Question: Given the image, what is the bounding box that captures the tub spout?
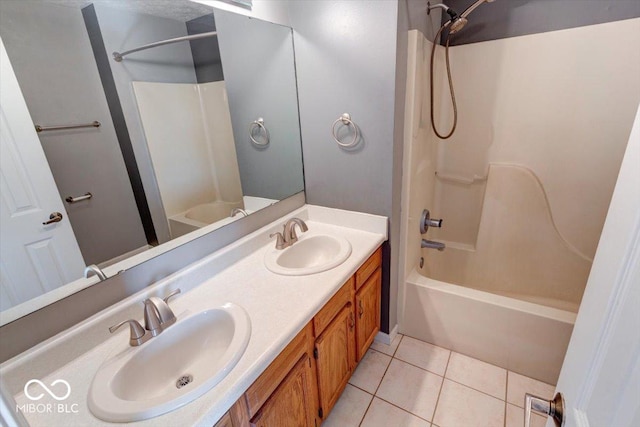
[421,239,445,251]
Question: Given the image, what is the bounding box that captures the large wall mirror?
[0,0,304,325]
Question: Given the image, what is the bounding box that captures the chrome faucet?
[421,239,446,251]
[84,264,107,281]
[230,208,248,217]
[269,218,308,250]
[108,288,181,346]
[283,218,308,245]
[143,289,181,336]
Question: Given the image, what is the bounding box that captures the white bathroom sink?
[88,303,251,422]
[264,234,352,275]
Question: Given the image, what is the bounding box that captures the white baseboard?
[374,324,399,345]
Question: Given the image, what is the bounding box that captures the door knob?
[42,212,63,225]
[525,392,565,427]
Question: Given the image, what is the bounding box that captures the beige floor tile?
[507,371,555,408]
[394,336,451,376]
[361,397,431,427]
[445,352,507,399]
[433,379,505,427]
[371,333,403,356]
[505,403,547,427]
[349,349,392,394]
[322,384,373,427]
[375,359,443,421]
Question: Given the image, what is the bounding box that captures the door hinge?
[313,347,318,359]
[318,407,323,419]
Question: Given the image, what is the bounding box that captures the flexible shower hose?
[430,24,457,139]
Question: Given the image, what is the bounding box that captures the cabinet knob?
[349,312,355,329]
[358,300,364,318]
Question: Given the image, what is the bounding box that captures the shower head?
[448,17,468,34]
[428,0,496,35]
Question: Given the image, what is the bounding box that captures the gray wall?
[90,4,199,244]
[187,14,225,83]
[407,0,442,42]
[440,0,640,45]
[0,1,147,266]
[215,9,304,200]
[289,0,401,333]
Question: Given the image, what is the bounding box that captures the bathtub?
[168,201,242,238]
[168,196,278,239]
[401,268,575,384]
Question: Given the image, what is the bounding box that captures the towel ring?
[331,113,359,148]
[249,118,269,146]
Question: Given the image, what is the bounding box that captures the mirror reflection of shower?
[427,0,496,139]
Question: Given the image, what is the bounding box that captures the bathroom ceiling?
[44,0,212,21]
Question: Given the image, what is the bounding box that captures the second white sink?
[264,234,352,276]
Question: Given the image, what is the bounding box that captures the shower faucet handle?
[420,209,443,234]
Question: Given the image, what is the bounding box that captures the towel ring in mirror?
[249,117,270,146]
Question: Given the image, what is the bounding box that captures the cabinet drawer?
[244,322,314,418]
[313,277,354,336]
[355,247,382,291]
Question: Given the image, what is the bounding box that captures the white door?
[533,105,640,426]
[0,37,85,311]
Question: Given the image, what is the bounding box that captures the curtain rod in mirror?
[112,31,218,62]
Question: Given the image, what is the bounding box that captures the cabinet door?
[355,268,381,361]
[315,304,356,418]
[250,355,317,427]
[214,412,233,427]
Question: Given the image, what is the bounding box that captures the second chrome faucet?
[270,217,308,250]
[109,289,181,346]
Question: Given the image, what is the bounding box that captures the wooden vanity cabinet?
[225,246,382,427]
[214,412,233,427]
[244,322,319,427]
[313,278,356,419]
[250,354,317,427]
[354,248,382,361]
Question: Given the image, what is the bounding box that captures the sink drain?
[176,374,193,389]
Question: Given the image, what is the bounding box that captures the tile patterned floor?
[322,334,554,427]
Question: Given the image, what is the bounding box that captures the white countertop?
[0,205,387,427]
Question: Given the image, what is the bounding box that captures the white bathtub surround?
[399,18,640,308]
[427,19,640,259]
[424,164,591,311]
[0,205,386,426]
[133,81,244,239]
[398,21,640,386]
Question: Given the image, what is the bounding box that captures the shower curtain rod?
[112,31,217,62]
